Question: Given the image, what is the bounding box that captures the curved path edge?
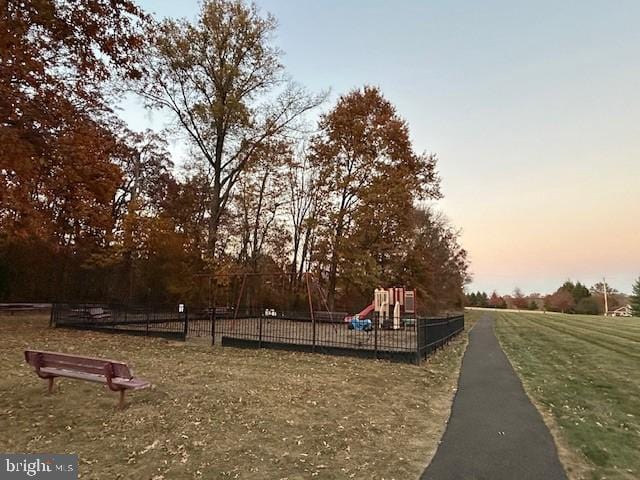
[420,314,567,480]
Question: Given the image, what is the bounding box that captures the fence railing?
[51,304,464,364]
[210,309,464,364]
[51,303,188,341]
[416,315,465,362]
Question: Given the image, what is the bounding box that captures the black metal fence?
[416,315,465,361]
[51,303,464,364]
[51,303,188,340]
[205,309,464,364]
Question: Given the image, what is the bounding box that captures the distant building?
[607,305,633,317]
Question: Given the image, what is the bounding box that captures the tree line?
[0,0,469,313]
[468,278,640,316]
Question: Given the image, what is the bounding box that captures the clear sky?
[126,0,640,295]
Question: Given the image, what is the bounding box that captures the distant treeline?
[467,280,638,315]
[0,0,468,314]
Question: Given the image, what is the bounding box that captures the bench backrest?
[24,350,132,378]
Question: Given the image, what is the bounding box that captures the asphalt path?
[421,314,567,480]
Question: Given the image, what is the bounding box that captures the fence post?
[49,303,55,328]
[305,273,316,353]
[415,338,420,364]
[183,305,189,341]
[424,318,430,359]
[312,315,316,352]
[374,311,378,360]
[258,312,263,348]
[415,318,423,364]
[211,307,216,346]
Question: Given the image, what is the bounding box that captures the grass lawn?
[0,313,469,479]
[492,311,640,480]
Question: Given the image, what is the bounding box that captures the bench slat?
[112,377,150,390]
[39,367,150,390]
[25,351,131,378]
[40,367,107,384]
[38,359,108,375]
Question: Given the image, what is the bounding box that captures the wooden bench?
[24,350,150,409]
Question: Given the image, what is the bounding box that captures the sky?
[124,0,640,295]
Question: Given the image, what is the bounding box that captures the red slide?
[344,303,375,322]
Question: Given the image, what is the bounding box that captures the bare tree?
[234,140,289,271]
[286,143,323,286]
[140,0,324,260]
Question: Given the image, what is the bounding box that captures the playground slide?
[343,303,374,323]
[356,303,375,319]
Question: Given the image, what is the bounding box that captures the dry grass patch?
[0,314,468,479]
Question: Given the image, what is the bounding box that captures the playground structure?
[192,272,419,331]
[350,287,417,330]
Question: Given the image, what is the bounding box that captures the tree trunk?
[297,227,311,284]
[208,124,225,261]
[327,222,344,311]
[326,194,348,311]
[250,171,269,272]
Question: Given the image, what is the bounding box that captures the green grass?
[493,311,640,480]
[0,314,469,479]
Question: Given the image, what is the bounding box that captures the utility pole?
[603,277,608,317]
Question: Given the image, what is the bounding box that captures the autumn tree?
[111,131,173,224]
[1,0,146,237]
[141,0,323,261]
[512,287,528,309]
[0,0,148,300]
[161,164,212,258]
[545,289,575,313]
[107,130,175,301]
[311,86,440,308]
[487,291,503,308]
[400,208,469,314]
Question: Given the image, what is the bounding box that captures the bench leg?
[118,390,125,409]
[47,377,54,394]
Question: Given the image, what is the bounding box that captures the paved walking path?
[421,314,567,480]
